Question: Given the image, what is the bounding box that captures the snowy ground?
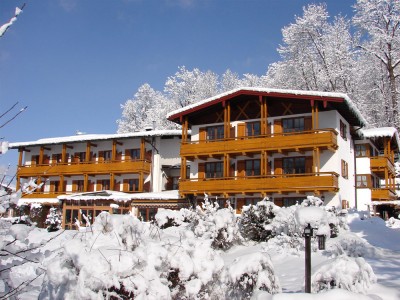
[1,211,400,299]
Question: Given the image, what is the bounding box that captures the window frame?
[341,159,348,179]
[282,157,306,174]
[282,117,305,133]
[246,121,261,137]
[340,120,347,141]
[205,161,223,178]
[206,125,224,141]
[245,159,261,176]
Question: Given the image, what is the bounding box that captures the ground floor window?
[138,208,158,222]
[283,197,304,207]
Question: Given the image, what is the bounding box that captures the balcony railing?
[371,188,397,201]
[17,160,151,177]
[181,129,338,158]
[370,156,396,176]
[179,172,339,196]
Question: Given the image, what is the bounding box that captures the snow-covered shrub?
[328,232,378,258]
[45,207,61,232]
[311,255,377,294]
[239,198,279,241]
[386,216,400,228]
[154,208,194,229]
[165,231,225,299]
[226,252,281,299]
[192,196,242,250]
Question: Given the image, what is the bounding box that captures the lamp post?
[304,223,313,293]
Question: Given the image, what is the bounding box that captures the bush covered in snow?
[44,207,61,232]
[191,196,243,250]
[226,252,281,299]
[239,198,279,241]
[386,216,400,228]
[153,207,194,229]
[311,255,377,294]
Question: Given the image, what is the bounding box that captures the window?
[355,144,367,157]
[340,120,347,140]
[246,122,261,136]
[75,152,86,163]
[283,157,306,174]
[73,180,85,192]
[31,155,39,165]
[282,118,304,133]
[205,162,223,178]
[103,150,112,161]
[356,175,369,188]
[52,153,63,164]
[244,198,262,206]
[129,149,141,160]
[341,160,348,179]
[128,179,139,192]
[245,160,261,176]
[207,125,224,140]
[283,197,304,207]
[50,181,60,192]
[101,179,110,190]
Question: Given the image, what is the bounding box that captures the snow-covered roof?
[129,190,181,200]
[58,190,133,202]
[57,190,182,202]
[9,130,183,148]
[361,127,400,149]
[167,87,367,126]
[17,198,60,206]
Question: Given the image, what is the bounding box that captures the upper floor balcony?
[371,188,398,201]
[181,129,338,159]
[370,156,396,177]
[17,159,152,177]
[179,172,339,196]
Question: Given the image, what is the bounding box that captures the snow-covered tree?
[353,0,400,128]
[267,4,357,93]
[164,66,219,107]
[0,4,25,38]
[44,208,61,232]
[117,83,178,133]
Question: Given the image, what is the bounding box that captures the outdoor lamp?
[304,223,313,237]
[317,234,326,250]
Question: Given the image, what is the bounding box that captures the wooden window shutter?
[305,117,312,131]
[98,151,104,162]
[199,127,207,141]
[305,156,313,173]
[144,181,150,192]
[88,181,95,192]
[230,125,235,139]
[237,123,246,137]
[274,158,283,175]
[50,181,55,192]
[237,160,245,177]
[123,179,128,192]
[125,149,131,160]
[198,163,205,179]
[366,144,371,157]
[72,180,77,192]
[96,180,102,191]
[274,120,282,134]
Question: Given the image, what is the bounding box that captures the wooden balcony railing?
[371,188,397,201]
[370,156,396,176]
[181,129,338,158]
[17,160,151,177]
[179,172,339,196]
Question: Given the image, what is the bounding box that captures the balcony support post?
[140,138,145,160]
[110,173,115,191]
[224,153,230,177]
[39,146,44,165]
[260,96,268,135]
[181,157,187,180]
[84,174,88,192]
[62,144,67,163]
[224,101,231,139]
[112,140,117,161]
[60,175,65,193]
[86,142,91,162]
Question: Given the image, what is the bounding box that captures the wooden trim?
[274,120,282,134]
[237,123,246,138]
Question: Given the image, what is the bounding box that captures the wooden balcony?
[17,160,151,177]
[370,156,396,177]
[179,172,339,196]
[181,129,338,158]
[371,188,397,201]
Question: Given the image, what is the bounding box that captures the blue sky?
[0,0,354,178]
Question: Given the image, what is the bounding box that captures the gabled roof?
[167,87,367,127]
[9,130,183,149]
